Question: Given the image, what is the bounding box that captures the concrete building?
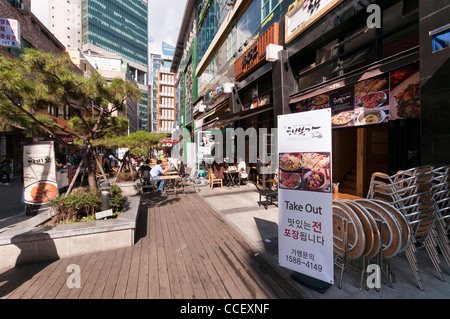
[149,42,176,133]
[170,0,450,194]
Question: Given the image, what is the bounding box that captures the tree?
[96,130,167,157]
[0,49,141,190]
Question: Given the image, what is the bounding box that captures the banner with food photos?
[23,141,59,205]
[289,62,420,127]
[278,108,334,284]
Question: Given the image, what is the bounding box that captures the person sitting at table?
[138,159,152,184]
[237,157,248,184]
[178,159,186,176]
[151,159,170,191]
[212,161,224,179]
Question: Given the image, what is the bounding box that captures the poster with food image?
[389,63,420,120]
[23,141,59,205]
[354,74,390,126]
[279,153,302,190]
[302,152,331,193]
[278,109,333,284]
[289,93,330,114]
[330,86,355,127]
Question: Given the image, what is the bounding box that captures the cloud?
[148,0,187,53]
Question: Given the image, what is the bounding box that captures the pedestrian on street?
[0,155,12,185]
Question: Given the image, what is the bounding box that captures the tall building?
[171,0,450,194]
[40,0,149,133]
[149,42,176,133]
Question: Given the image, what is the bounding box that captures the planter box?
[0,196,141,272]
[116,181,142,197]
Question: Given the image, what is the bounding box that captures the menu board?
[278,109,334,284]
[23,142,59,205]
[330,86,355,127]
[289,63,420,126]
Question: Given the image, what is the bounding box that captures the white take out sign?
[277,108,334,284]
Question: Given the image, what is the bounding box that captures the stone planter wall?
[0,196,141,272]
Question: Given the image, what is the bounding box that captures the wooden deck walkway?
[0,193,306,299]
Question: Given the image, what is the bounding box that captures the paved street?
[0,179,449,299]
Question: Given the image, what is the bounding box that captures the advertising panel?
[23,142,58,205]
[0,18,20,49]
[285,0,344,44]
[278,108,334,284]
[289,63,420,126]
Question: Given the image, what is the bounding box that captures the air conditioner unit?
[15,2,29,14]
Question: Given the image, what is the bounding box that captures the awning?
[213,104,274,127]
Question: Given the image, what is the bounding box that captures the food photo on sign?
[353,73,390,126]
[330,86,355,127]
[389,63,420,120]
[22,142,59,205]
[278,152,331,193]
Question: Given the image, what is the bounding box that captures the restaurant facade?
[171,0,450,196]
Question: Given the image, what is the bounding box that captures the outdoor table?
[332,192,363,201]
[224,170,239,187]
[159,174,181,195]
[164,170,180,175]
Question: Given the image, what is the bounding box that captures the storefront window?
[382,23,419,58]
[237,0,261,51]
[197,0,230,64]
[227,21,237,61]
[261,0,281,24]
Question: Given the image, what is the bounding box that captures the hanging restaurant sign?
[285,0,344,44]
[234,23,280,82]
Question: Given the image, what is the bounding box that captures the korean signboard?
[234,23,280,82]
[285,0,343,44]
[289,63,420,126]
[23,142,59,205]
[0,18,20,49]
[278,108,334,284]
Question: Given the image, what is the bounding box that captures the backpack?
[141,169,151,182]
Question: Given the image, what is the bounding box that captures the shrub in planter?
[115,171,137,183]
[49,187,101,225]
[109,184,125,214]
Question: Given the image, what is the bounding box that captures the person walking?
[0,155,12,185]
[150,159,169,192]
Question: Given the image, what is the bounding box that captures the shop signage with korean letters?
[0,18,20,49]
[234,23,280,81]
[285,0,344,44]
[278,108,334,284]
[23,142,59,205]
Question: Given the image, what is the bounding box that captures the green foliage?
[109,184,125,214]
[49,187,101,224]
[0,49,143,191]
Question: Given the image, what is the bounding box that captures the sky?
[30,0,187,55]
[148,0,187,54]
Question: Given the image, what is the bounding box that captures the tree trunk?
[85,150,98,190]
